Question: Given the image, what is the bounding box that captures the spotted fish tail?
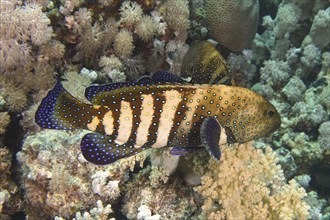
[35,81,92,130]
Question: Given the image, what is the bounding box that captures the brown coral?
[205,0,259,51]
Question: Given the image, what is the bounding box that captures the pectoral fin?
[200,116,221,160]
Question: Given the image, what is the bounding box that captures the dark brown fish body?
[35,78,281,164]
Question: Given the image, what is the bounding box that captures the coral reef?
[0,147,21,217]
[204,0,259,51]
[16,130,146,218]
[55,200,114,220]
[122,166,198,219]
[0,0,329,218]
[307,7,330,50]
[247,0,330,217]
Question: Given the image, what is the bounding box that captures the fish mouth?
[269,112,281,134]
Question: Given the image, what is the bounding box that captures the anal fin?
[200,117,221,160]
[170,147,203,156]
[81,133,148,165]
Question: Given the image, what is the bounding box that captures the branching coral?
[137,205,161,220]
[194,142,310,220]
[260,60,291,89]
[273,2,302,38]
[309,7,330,50]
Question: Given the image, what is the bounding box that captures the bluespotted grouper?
[35,71,281,165]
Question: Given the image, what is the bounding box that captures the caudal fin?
[35,81,87,130]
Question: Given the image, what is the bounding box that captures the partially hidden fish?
[181,41,232,85]
[35,71,281,165]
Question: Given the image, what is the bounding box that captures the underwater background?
[0,0,329,219]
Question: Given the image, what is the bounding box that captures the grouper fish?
[35,71,281,165]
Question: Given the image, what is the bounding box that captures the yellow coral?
[195,141,310,220]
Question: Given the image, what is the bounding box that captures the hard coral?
[205,0,259,51]
[195,142,310,220]
[274,2,302,38]
[309,7,330,50]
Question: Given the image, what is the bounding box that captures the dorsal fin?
[84,71,185,105]
[151,71,184,83]
[85,76,154,104]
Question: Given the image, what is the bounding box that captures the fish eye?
[268,110,275,117]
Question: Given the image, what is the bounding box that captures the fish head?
[222,86,281,143]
